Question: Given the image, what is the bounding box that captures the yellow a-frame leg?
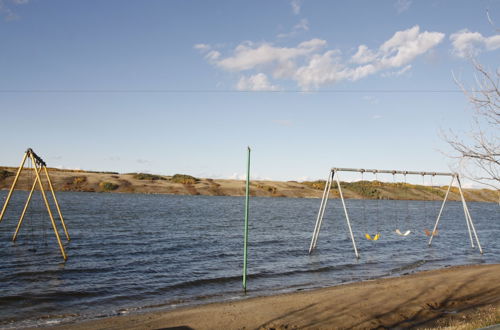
[12,163,43,241]
[0,152,28,223]
[43,166,70,241]
[29,153,67,261]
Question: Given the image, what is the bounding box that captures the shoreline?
[1,187,498,204]
[46,264,500,330]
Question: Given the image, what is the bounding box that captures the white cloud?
[194,43,211,51]
[194,44,221,62]
[228,172,272,180]
[236,73,281,91]
[228,172,246,180]
[394,0,412,14]
[381,64,412,77]
[205,50,221,61]
[294,26,443,89]
[216,39,326,71]
[351,45,377,64]
[378,26,445,67]
[293,50,348,89]
[450,29,500,58]
[198,25,444,90]
[291,0,301,15]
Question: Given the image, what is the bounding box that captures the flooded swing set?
[308,167,483,259]
[0,148,70,261]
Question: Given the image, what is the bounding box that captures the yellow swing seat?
[365,233,380,241]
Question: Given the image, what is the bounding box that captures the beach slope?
[51,264,500,329]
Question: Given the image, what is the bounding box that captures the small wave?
[390,259,427,274]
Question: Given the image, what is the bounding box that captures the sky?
[0,0,499,186]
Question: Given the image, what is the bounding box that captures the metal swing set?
[0,148,70,261]
[308,167,483,259]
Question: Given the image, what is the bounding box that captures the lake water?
[0,192,498,328]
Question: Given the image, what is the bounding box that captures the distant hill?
[0,166,498,202]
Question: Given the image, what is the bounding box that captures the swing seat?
[365,233,380,241]
[424,229,439,236]
[395,229,411,236]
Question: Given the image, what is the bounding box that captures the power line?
[0,89,468,94]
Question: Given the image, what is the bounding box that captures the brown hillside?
[0,167,498,202]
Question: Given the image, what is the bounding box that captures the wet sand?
[49,264,500,329]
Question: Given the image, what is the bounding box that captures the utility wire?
[0,89,469,94]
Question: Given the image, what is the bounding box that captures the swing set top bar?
[331,167,456,177]
[26,148,46,167]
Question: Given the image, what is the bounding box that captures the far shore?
[1,166,498,202]
[45,264,500,329]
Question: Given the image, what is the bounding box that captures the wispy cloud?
[291,0,301,15]
[362,95,380,105]
[0,0,29,20]
[394,0,412,14]
[272,119,293,126]
[228,172,272,180]
[197,25,444,91]
[194,43,221,62]
[381,64,412,77]
[450,29,500,58]
[277,18,309,39]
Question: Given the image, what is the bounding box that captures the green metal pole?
[243,146,251,292]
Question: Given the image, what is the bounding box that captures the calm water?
[0,191,498,328]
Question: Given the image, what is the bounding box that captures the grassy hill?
[0,166,498,202]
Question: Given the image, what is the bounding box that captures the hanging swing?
[395,173,411,237]
[364,171,381,241]
[424,174,439,237]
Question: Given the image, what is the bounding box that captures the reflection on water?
[0,192,498,328]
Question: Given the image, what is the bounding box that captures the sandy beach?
[47,264,500,330]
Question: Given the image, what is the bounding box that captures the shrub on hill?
[0,169,14,180]
[99,181,119,191]
[171,174,199,184]
[302,180,326,190]
[133,173,165,181]
[73,176,87,185]
[256,183,277,194]
[345,181,381,198]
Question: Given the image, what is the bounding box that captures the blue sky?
[0,0,499,186]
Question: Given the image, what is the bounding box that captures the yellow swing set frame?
[0,148,70,261]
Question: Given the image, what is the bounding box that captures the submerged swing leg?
[12,165,43,241]
[428,176,454,247]
[456,177,483,254]
[43,166,70,241]
[30,154,67,261]
[460,194,475,248]
[336,173,359,259]
[309,171,333,254]
[0,152,29,223]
